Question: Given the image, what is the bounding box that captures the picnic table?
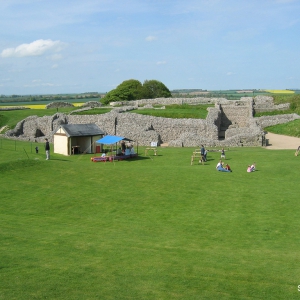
[145,147,157,156]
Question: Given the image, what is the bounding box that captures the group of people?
[117,141,136,156]
[216,160,232,172]
[213,147,257,173]
[199,145,207,163]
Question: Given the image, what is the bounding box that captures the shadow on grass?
[120,156,150,162]
[49,158,73,162]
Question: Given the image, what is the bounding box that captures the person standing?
[45,138,50,160]
[121,140,126,154]
[200,145,206,162]
[221,148,226,159]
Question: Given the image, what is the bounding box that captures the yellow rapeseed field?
[0,103,84,109]
[24,104,47,109]
[265,90,295,94]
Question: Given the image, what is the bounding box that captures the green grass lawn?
[1,142,300,299]
[131,104,213,119]
[265,119,300,138]
[0,108,75,131]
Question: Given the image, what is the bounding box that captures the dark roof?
[57,124,105,137]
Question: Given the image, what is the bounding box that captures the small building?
[54,124,105,156]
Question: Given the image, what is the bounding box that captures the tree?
[142,80,172,99]
[102,79,144,104]
[101,79,172,104]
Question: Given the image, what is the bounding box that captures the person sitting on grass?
[216,160,231,172]
[225,164,232,172]
[250,162,256,172]
[247,165,253,172]
[216,160,223,169]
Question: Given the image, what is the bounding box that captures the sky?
[0,0,300,95]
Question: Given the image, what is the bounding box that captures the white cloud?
[1,39,66,58]
[156,61,167,65]
[51,64,58,69]
[226,72,234,76]
[145,36,157,42]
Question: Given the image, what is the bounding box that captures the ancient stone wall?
[4,96,299,148]
[253,96,290,112]
[255,113,300,128]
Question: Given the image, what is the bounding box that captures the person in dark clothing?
[200,145,206,162]
[45,138,50,160]
[121,140,126,154]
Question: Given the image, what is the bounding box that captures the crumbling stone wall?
[255,113,300,128]
[4,96,299,147]
[46,102,74,109]
[253,96,290,113]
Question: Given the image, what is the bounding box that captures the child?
[221,148,225,159]
[225,164,232,172]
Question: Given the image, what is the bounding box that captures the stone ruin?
[46,102,74,109]
[3,96,300,147]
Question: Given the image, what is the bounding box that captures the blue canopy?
[96,135,131,145]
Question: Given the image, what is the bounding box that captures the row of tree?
[101,79,172,104]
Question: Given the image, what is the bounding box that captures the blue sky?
[0,0,299,94]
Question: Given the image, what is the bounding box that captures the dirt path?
[265,132,300,150]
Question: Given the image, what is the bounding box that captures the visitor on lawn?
[247,165,253,172]
[45,138,50,160]
[121,140,126,154]
[225,164,232,172]
[200,145,206,162]
[221,148,226,159]
[216,160,230,172]
[216,160,223,169]
[204,149,207,161]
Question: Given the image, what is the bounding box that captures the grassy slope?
[1,144,299,299]
[0,107,112,131]
[0,108,74,130]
